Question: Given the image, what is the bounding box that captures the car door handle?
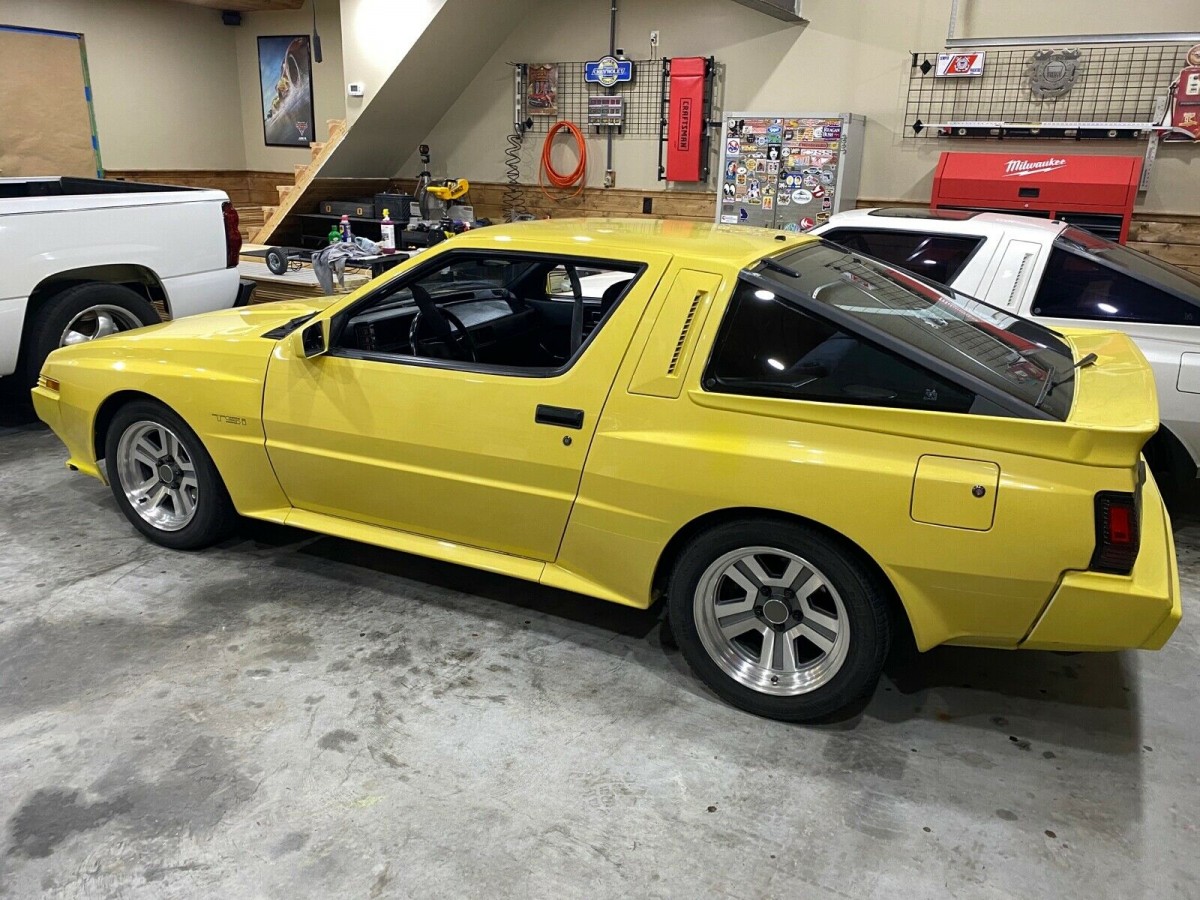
[535,404,584,429]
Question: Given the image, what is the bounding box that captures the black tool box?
[373,193,415,222]
[319,199,376,218]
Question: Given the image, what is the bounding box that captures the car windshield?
[760,241,1078,419]
[1057,225,1200,306]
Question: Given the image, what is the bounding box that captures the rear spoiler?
[1056,327,1159,468]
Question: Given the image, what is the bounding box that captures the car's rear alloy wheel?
[105,400,236,550]
[669,520,890,722]
[694,546,852,696]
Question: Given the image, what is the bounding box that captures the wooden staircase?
[252,118,348,244]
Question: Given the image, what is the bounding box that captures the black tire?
[266,247,289,276]
[23,282,159,388]
[668,519,891,722]
[1144,428,1197,506]
[103,399,236,550]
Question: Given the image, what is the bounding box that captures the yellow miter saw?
[425,178,470,203]
[419,178,472,225]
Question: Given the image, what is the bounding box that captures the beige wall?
[234,0,346,172]
[1,0,245,170]
[338,0,447,124]
[407,0,1200,214]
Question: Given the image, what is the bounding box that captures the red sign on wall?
[935,52,985,77]
[1169,44,1200,140]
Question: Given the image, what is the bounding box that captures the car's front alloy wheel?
[104,400,235,550]
[669,520,891,721]
[115,420,200,532]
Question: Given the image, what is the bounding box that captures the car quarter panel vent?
[987,240,1042,310]
[668,292,704,375]
[630,269,723,399]
[911,454,1000,531]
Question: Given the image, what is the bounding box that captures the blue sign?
[584,56,634,87]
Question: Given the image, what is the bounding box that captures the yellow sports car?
[32,220,1181,721]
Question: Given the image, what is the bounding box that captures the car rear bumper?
[1021,473,1181,651]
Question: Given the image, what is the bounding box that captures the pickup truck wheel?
[668,520,890,722]
[104,400,235,550]
[24,283,159,387]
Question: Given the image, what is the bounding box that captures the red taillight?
[1090,492,1140,574]
[222,201,242,268]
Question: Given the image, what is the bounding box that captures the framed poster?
[258,35,314,147]
[527,63,558,117]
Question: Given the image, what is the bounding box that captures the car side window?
[822,229,982,285]
[331,251,640,374]
[1031,247,1199,325]
[704,280,975,413]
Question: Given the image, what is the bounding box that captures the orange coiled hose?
[539,120,587,200]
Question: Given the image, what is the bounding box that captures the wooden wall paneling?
[390,180,718,223]
[96,172,1200,277]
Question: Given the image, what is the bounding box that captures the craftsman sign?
[584,56,634,87]
[935,52,985,77]
[677,98,693,149]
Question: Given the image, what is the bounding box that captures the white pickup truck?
[813,208,1200,493]
[1,176,254,390]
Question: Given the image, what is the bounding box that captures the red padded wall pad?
[667,57,705,182]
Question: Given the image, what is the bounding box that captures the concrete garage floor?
[1,402,1197,899]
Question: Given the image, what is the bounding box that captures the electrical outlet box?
[650,30,660,46]
[604,170,616,189]
[347,82,365,97]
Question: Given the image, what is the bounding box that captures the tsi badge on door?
[911,455,1000,531]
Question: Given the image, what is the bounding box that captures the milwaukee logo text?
[1003,158,1067,177]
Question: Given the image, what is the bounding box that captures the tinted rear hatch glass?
[761,242,1078,420]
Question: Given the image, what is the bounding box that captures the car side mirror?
[301,320,328,358]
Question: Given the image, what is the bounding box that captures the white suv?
[813,209,1200,493]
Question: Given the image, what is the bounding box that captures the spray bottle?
[338,214,352,242]
[380,209,396,254]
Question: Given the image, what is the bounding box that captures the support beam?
[726,0,806,24]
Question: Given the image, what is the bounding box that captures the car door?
[260,247,671,562]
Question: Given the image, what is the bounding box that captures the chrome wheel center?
[694,546,851,697]
[60,304,144,347]
[762,598,790,625]
[157,463,176,484]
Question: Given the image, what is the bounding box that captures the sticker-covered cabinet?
[716,112,864,232]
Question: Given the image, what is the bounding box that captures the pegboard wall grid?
[517,59,671,138]
[905,43,1193,136]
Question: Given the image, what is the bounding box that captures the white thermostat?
[347,82,365,97]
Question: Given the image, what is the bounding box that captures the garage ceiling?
[164,0,305,11]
